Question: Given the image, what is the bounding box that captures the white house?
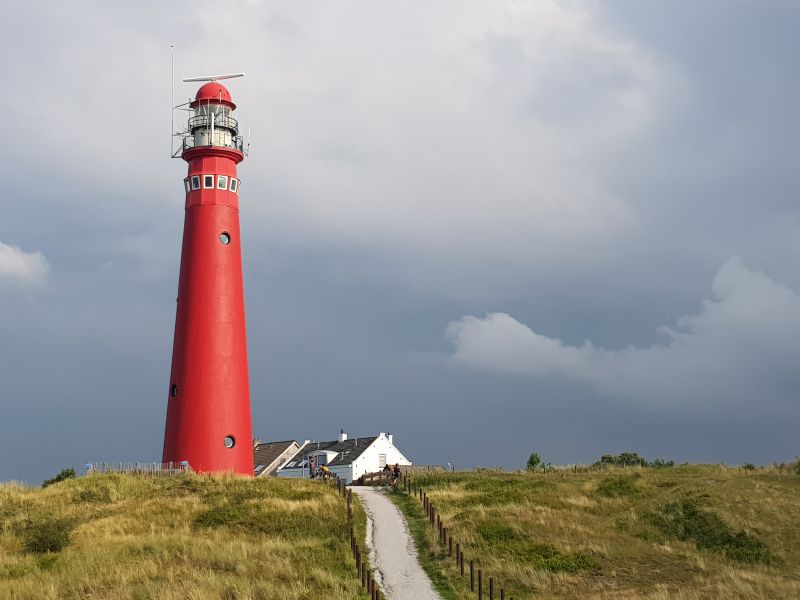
[276,431,412,484]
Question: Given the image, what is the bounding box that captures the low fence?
[84,462,191,476]
[399,473,514,600]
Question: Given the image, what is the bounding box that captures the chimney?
[388,433,393,445]
[339,429,348,443]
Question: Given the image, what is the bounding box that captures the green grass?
[401,465,800,599]
[0,473,368,599]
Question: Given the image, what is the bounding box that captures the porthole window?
[224,435,236,449]
[219,232,231,245]
[170,384,178,397]
[183,178,190,193]
[217,175,228,190]
[191,176,201,190]
[203,175,214,189]
[230,178,238,193]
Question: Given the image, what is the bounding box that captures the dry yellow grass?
[0,473,366,599]
[398,465,800,600]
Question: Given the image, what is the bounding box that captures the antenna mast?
[170,45,175,157]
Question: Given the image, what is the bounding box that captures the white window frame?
[184,178,190,193]
[217,175,228,190]
[203,175,214,189]
[190,175,201,191]
[379,454,387,468]
[230,178,238,193]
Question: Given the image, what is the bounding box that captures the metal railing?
[188,113,239,133]
[173,133,246,157]
[84,462,192,476]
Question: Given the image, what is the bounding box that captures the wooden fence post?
[460,550,464,576]
[448,531,452,556]
[470,560,474,591]
[478,569,483,599]
[489,576,494,599]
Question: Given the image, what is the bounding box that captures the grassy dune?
[0,473,364,599]
[397,465,800,599]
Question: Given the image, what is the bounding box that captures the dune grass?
[0,473,366,599]
[397,465,800,599]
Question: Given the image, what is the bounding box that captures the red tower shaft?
[162,82,253,475]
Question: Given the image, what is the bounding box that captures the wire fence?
[399,473,514,600]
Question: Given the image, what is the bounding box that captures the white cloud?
[446,258,800,409]
[0,242,49,284]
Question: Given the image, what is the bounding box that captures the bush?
[42,468,76,488]
[649,458,675,468]
[645,499,773,564]
[596,453,648,468]
[597,477,639,498]
[526,453,541,471]
[23,519,73,553]
[742,463,756,471]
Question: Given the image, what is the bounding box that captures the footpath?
[351,487,443,600]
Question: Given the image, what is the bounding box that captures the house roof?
[253,440,298,474]
[280,437,378,469]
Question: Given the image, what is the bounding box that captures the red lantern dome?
[190,82,236,110]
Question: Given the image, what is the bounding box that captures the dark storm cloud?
[1,1,798,483]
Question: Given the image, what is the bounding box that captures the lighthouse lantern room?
[162,75,254,476]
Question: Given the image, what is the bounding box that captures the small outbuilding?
[276,431,412,484]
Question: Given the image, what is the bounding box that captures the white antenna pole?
[170,45,175,156]
[248,127,251,155]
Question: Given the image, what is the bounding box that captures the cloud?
[446,258,800,410]
[0,242,48,284]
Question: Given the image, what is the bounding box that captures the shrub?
[597,477,639,498]
[649,458,675,468]
[526,453,541,471]
[645,499,773,564]
[23,519,73,553]
[42,468,76,488]
[742,463,756,471]
[596,453,647,468]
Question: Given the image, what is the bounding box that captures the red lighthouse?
[162,76,253,475]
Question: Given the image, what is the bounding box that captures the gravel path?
[351,487,443,600]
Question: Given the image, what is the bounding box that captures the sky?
[1,1,798,483]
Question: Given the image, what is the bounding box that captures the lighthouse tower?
[162,78,253,475]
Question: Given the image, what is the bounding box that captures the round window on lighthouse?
[219,232,231,245]
[224,436,236,449]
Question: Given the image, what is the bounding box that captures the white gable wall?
[350,433,412,481]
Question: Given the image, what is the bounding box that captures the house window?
[230,178,238,193]
[379,454,387,468]
[191,176,201,190]
[184,178,190,193]
[217,175,228,190]
[203,175,214,189]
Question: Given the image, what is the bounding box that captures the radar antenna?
[182,73,245,83]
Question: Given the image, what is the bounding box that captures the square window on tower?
[203,175,214,189]
[230,178,238,193]
[184,178,190,193]
[191,176,201,190]
[218,175,228,190]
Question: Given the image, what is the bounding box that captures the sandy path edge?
[351,487,443,600]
